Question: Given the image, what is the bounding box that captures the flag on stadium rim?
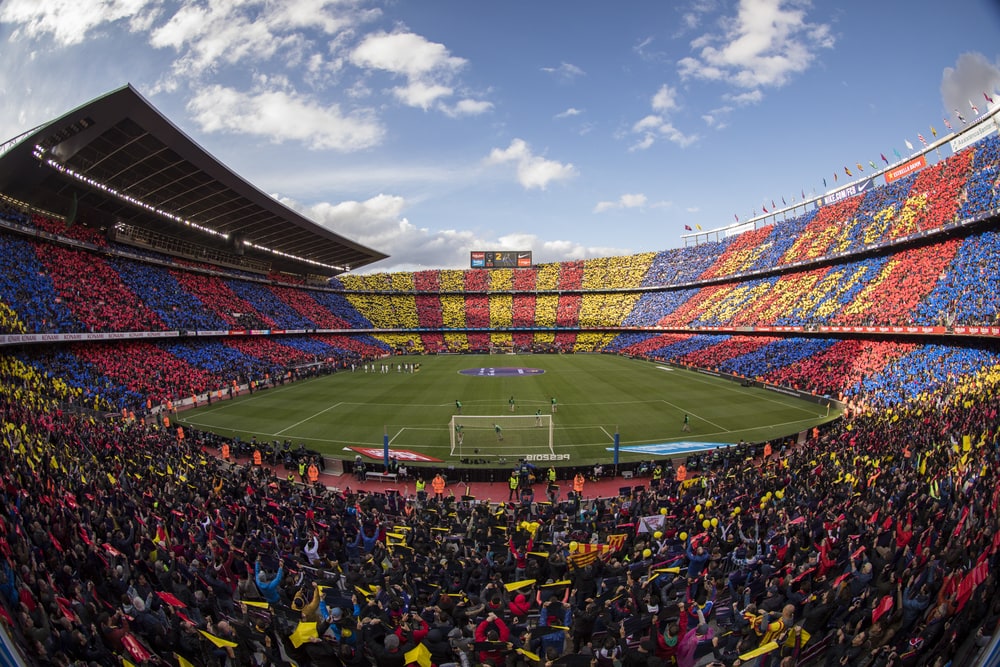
[880,153,889,164]
[943,117,953,130]
[695,224,702,231]
[844,166,852,177]
[930,126,937,137]
[955,109,966,124]
[856,162,864,172]
[969,99,980,115]
[917,133,927,146]
[986,91,995,104]
[684,224,692,231]
[869,160,877,170]
[905,139,914,150]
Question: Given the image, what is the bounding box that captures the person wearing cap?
[322,605,358,646]
[361,616,412,667]
[253,557,283,605]
[294,581,322,623]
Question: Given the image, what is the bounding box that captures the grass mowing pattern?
[179,354,839,464]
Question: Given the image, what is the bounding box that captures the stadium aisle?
[340,474,640,504]
[219,450,645,503]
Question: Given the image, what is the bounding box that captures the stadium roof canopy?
[0,84,387,276]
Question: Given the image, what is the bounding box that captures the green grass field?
[178,354,840,464]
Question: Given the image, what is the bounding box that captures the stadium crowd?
[1,347,999,667]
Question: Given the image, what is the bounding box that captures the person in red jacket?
[475,612,510,665]
[509,592,532,619]
[395,612,429,648]
[509,535,533,581]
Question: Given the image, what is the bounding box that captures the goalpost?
[450,414,554,457]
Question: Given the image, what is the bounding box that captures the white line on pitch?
[275,403,343,436]
[673,369,821,415]
[660,399,728,431]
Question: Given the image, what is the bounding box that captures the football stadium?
[1,84,1000,667]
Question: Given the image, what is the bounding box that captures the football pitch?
[178,354,840,465]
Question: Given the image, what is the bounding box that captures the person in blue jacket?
[254,557,284,605]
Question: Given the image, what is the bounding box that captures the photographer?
[395,610,429,647]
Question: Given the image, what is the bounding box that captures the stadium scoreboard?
[471,250,532,268]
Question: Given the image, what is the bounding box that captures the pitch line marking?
[275,403,343,436]
[659,399,728,431]
[671,368,822,415]
[179,374,328,418]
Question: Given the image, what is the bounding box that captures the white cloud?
[348,29,484,114]
[350,30,465,79]
[555,107,583,119]
[633,115,663,133]
[651,84,680,112]
[629,134,656,152]
[0,0,152,46]
[701,106,732,129]
[629,0,824,149]
[629,114,698,150]
[187,84,384,151]
[443,98,494,117]
[148,0,373,84]
[593,193,648,213]
[725,90,764,106]
[699,90,757,129]
[678,0,834,93]
[540,62,586,81]
[281,194,627,272]
[391,81,453,109]
[485,139,577,190]
[941,52,1000,117]
[633,36,654,55]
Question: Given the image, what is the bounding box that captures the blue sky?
[2,1,999,273]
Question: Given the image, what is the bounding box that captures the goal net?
[449,414,554,457]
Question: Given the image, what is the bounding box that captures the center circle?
[458,367,546,377]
